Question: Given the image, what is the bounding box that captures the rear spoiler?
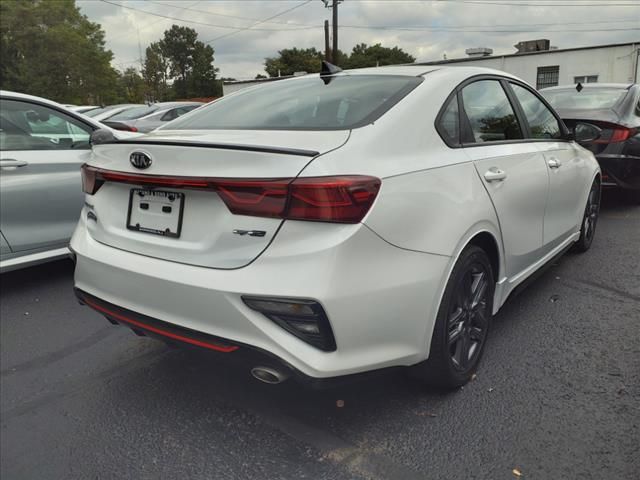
[89,129,319,157]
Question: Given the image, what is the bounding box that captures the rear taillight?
[81,164,102,194]
[81,165,380,224]
[591,122,637,144]
[287,176,381,223]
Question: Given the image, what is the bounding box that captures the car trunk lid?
[84,130,349,269]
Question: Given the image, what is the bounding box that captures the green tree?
[188,41,221,97]
[118,67,146,103]
[145,25,220,99]
[344,43,415,69]
[264,48,323,77]
[0,0,120,104]
[142,42,171,102]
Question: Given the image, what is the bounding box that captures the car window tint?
[461,80,523,143]
[110,105,159,121]
[437,96,460,145]
[167,75,423,131]
[161,109,179,121]
[0,99,92,151]
[511,84,562,140]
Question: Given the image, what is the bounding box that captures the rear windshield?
[110,105,160,121]
[542,88,627,110]
[166,75,423,131]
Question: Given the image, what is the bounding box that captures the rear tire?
[573,179,601,253]
[622,189,640,205]
[414,245,495,389]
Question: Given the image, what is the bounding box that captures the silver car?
[103,102,204,133]
[0,90,131,272]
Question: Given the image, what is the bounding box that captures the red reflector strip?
[101,171,210,188]
[84,298,239,353]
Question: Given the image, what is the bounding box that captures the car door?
[0,98,93,253]
[508,82,587,248]
[459,79,550,278]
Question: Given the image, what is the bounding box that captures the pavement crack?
[0,326,115,378]
[563,277,640,304]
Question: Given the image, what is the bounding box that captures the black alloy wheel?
[447,264,490,372]
[574,179,601,253]
[415,245,494,389]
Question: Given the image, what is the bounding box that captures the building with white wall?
[418,41,640,89]
[222,41,640,96]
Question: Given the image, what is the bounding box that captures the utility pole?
[332,0,338,63]
[322,0,343,64]
[324,20,330,62]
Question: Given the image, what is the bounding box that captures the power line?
[446,0,639,6]
[347,0,639,5]
[146,1,303,26]
[98,0,310,32]
[146,1,640,29]
[203,0,314,44]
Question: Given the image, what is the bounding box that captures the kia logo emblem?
[130,151,152,169]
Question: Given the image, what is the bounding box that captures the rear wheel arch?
[420,226,503,359]
[468,232,500,283]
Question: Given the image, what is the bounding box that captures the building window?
[536,66,559,90]
[574,75,598,84]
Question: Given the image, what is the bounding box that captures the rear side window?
[167,75,423,131]
[110,105,159,121]
[511,84,562,140]
[437,96,460,145]
[461,80,523,143]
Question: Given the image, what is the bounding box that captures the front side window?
[511,84,562,140]
[167,75,423,131]
[461,80,523,143]
[0,99,92,151]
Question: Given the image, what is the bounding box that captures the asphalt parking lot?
[1,191,638,480]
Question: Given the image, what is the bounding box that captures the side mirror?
[89,128,116,146]
[573,122,602,143]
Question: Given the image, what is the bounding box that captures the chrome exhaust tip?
[251,366,289,384]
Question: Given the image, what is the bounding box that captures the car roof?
[0,90,115,131]
[541,83,635,91]
[285,65,518,80]
[155,101,204,107]
[0,89,71,108]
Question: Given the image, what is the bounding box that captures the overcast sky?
[77,0,640,79]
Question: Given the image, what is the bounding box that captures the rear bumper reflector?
[76,289,239,353]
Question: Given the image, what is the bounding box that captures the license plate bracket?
[127,189,185,238]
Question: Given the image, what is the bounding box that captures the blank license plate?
[127,189,185,238]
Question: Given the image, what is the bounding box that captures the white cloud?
[78,0,640,79]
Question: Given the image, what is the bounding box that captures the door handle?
[483,167,507,182]
[547,158,562,169]
[0,159,29,169]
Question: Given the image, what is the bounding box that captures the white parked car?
[72,65,601,388]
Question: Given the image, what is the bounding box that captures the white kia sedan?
[71,65,601,388]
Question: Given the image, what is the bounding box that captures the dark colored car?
[542,83,640,197]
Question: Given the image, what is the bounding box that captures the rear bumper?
[597,154,640,190]
[71,214,450,380]
[74,288,403,388]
